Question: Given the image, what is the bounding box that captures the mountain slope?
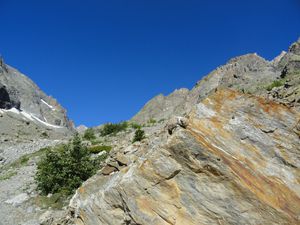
[132,38,300,124]
[49,38,300,225]
[0,58,74,140]
[0,59,75,225]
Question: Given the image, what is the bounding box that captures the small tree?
[100,122,128,136]
[83,128,96,140]
[132,129,145,143]
[36,134,95,195]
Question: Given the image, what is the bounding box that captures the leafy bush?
[100,122,128,136]
[132,129,145,143]
[88,145,112,154]
[266,79,284,91]
[83,128,96,140]
[36,134,98,195]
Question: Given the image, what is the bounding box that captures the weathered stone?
[101,165,118,175]
[56,89,300,225]
[166,116,188,135]
[115,152,129,166]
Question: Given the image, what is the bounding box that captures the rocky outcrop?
[0,84,20,109]
[132,53,280,124]
[0,57,74,139]
[57,89,300,225]
[131,88,190,124]
[266,38,300,110]
[132,39,300,125]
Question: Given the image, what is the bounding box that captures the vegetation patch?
[100,122,128,136]
[83,128,96,140]
[148,118,156,124]
[132,129,145,143]
[130,122,142,130]
[0,171,17,181]
[90,139,102,145]
[266,79,285,91]
[35,134,104,195]
[88,145,112,154]
[34,192,67,210]
[7,147,49,170]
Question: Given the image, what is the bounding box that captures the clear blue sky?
[0,0,299,126]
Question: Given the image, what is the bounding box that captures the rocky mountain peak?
[0,57,74,140]
[133,51,282,124]
[271,50,287,66]
[288,38,300,55]
[227,52,269,68]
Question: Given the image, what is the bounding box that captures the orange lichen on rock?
[188,89,300,222]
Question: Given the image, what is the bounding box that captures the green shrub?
[88,145,112,154]
[36,134,97,195]
[130,122,142,130]
[83,128,96,140]
[100,122,128,136]
[266,79,284,91]
[148,118,156,124]
[132,129,145,143]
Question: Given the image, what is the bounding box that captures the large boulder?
[57,89,300,225]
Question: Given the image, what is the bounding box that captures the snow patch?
[31,114,62,129]
[41,99,55,110]
[1,108,63,129]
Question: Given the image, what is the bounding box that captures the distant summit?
[0,57,74,140]
[132,38,300,124]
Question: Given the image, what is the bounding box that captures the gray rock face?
[0,57,74,138]
[131,88,190,124]
[289,38,300,55]
[132,39,300,124]
[0,84,20,109]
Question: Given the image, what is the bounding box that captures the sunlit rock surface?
[59,89,300,225]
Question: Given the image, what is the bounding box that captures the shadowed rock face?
[58,89,299,225]
[0,85,15,109]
